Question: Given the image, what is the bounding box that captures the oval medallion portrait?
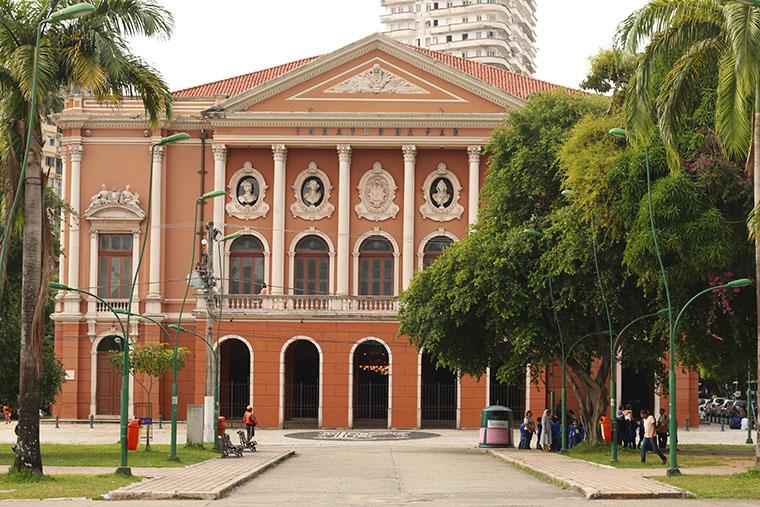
[301,176,324,207]
[237,176,260,207]
[429,177,454,209]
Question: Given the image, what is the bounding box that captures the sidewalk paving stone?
[106,449,294,500]
[487,448,693,500]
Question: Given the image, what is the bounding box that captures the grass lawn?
[567,443,753,469]
[656,469,760,499]
[0,472,139,500]
[0,444,218,468]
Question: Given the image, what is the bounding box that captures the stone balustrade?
[213,294,399,319]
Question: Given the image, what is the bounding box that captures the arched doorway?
[283,339,320,428]
[219,338,251,420]
[421,352,457,428]
[622,366,655,415]
[489,366,525,416]
[352,340,390,428]
[96,336,122,416]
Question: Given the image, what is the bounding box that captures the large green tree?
[619,0,760,466]
[0,0,173,474]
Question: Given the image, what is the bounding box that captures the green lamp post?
[523,227,569,450]
[0,2,96,303]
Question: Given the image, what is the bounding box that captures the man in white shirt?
[640,409,667,465]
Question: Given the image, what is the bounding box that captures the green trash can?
[478,405,513,448]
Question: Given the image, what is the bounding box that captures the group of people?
[617,404,668,451]
[518,409,586,451]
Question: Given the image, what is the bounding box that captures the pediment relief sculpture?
[85,184,144,220]
[290,161,334,221]
[355,162,399,222]
[226,161,270,220]
[419,163,464,222]
[325,64,428,95]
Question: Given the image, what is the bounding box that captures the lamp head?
[724,278,753,288]
[49,281,71,291]
[561,189,573,198]
[48,3,96,22]
[112,308,130,315]
[220,232,243,242]
[198,189,226,201]
[522,228,542,238]
[157,133,191,146]
[168,323,190,333]
[608,128,627,139]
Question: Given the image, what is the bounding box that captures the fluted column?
[57,146,68,288]
[63,144,83,314]
[467,146,482,228]
[402,145,417,291]
[146,144,164,314]
[337,145,352,296]
[271,145,287,295]
[212,144,227,278]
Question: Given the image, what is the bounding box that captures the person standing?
[540,409,552,451]
[523,410,535,450]
[656,408,668,450]
[2,403,10,424]
[640,409,667,465]
[259,283,269,295]
[243,405,256,442]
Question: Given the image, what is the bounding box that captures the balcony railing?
[213,294,399,318]
[96,298,130,313]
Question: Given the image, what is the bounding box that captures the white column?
[146,145,164,314]
[87,230,98,315]
[212,144,227,278]
[63,144,83,313]
[402,145,416,291]
[271,145,287,295]
[336,145,352,296]
[467,145,482,228]
[131,229,140,314]
[57,147,68,288]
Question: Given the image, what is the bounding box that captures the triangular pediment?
[207,33,523,116]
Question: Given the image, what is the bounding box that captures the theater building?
[51,33,698,429]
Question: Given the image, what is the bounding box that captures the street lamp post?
[523,228,569,450]
[747,372,755,445]
[0,3,96,302]
[111,308,180,459]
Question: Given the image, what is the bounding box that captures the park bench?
[221,432,244,458]
[237,429,257,452]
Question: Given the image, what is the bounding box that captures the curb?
[486,449,693,500]
[106,450,295,500]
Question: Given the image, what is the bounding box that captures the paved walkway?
[107,449,294,500]
[488,448,691,499]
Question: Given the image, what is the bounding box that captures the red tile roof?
[173,47,568,101]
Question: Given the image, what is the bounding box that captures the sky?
[129,0,649,92]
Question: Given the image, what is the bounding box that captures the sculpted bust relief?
[237,177,259,206]
[302,178,323,207]
[431,179,451,208]
[226,161,269,220]
[419,163,464,222]
[290,162,334,221]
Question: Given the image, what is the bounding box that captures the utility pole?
[201,222,217,444]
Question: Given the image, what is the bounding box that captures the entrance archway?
[283,339,320,428]
[219,338,251,420]
[622,366,655,415]
[96,336,122,416]
[420,352,457,428]
[352,340,390,428]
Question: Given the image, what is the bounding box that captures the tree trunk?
[566,352,611,445]
[13,145,44,475]
[754,110,760,469]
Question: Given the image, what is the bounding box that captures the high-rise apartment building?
[41,121,63,196]
[381,0,537,74]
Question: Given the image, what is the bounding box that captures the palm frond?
[91,0,174,39]
[723,2,760,88]
[715,51,753,161]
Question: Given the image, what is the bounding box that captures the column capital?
[272,144,287,163]
[337,144,352,163]
[402,145,417,163]
[69,144,83,162]
[212,143,227,162]
[151,145,164,163]
[467,145,482,163]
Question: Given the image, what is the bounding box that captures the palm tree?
[618,0,760,467]
[0,0,173,474]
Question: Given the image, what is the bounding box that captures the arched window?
[358,236,394,296]
[294,235,329,295]
[422,236,453,269]
[229,236,264,295]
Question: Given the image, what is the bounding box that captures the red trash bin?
[600,416,612,442]
[127,419,141,450]
[217,416,226,437]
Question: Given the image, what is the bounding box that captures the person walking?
[523,410,535,450]
[656,408,668,450]
[2,403,10,424]
[640,409,667,465]
[243,405,256,442]
[540,409,552,451]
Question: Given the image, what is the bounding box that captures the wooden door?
[96,352,121,415]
